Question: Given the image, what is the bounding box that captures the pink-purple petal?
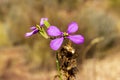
[47,26,62,36]
[25,29,39,37]
[67,22,78,34]
[30,26,36,30]
[25,31,34,37]
[50,37,64,50]
[40,18,48,26]
[67,35,84,44]
[32,29,39,34]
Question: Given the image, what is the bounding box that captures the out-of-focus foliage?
[0,22,11,46]
[80,7,117,50]
[110,0,120,13]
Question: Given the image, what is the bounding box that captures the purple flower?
[47,22,84,50]
[25,18,48,37]
[40,18,48,26]
[25,26,39,37]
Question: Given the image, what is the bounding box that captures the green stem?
[56,52,62,80]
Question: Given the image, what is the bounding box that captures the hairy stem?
[57,41,77,80]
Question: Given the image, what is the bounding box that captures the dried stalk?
[56,41,78,80]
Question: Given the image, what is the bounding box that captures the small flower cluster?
[25,18,48,37]
[25,18,84,50]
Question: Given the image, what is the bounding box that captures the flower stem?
[56,52,62,80]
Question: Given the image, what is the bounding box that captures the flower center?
[63,32,69,37]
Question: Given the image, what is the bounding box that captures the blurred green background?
[0,0,120,80]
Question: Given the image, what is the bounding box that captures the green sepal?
[36,25,49,39]
[39,27,49,39]
[44,21,50,28]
